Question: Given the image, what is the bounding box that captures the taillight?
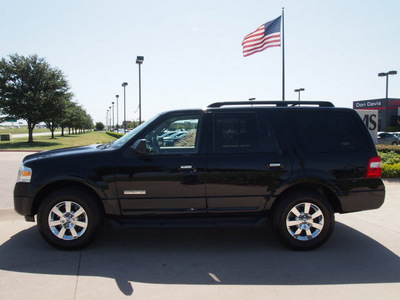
[366,157,382,178]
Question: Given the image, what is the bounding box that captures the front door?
[116,113,206,216]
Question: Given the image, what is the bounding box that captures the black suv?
[14,101,385,250]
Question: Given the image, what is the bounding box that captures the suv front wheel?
[37,187,103,250]
[273,190,335,251]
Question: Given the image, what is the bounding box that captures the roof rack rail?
[208,101,335,108]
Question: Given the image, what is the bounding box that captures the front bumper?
[14,182,35,219]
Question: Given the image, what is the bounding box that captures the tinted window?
[213,113,261,153]
[260,114,278,152]
[144,115,200,154]
[288,111,370,152]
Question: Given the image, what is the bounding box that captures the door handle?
[268,162,282,168]
[180,165,195,171]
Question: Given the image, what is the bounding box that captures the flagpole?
[282,7,285,101]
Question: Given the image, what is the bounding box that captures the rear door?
[205,110,291,215]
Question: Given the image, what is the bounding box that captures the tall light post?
[378,70,397,98]
[294,88,305,101]
[136,56,144,124]
[122,82,128,133]
[115,95,119,130]
[111,102,115,131]
[379,70,397,131]
[109,106,111,131]
[106,109,109,131]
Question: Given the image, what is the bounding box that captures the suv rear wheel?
[37,187,102,250]
[273,190,335,250]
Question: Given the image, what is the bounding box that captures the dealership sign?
[356,110,378,144]
[354,100,383,109]
[354,99,400,110]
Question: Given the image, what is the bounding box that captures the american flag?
[242,16,281,57]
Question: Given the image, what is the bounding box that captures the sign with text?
[353,100,384,109]
[357,110,378,144]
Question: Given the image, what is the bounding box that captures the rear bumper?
[338,189,385,213]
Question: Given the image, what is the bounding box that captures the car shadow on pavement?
[0,222,399,296]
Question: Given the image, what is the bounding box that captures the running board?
[107,216,268,229]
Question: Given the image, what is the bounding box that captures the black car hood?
[23,144,101,163]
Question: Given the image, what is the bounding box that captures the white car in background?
[377,132,400,145]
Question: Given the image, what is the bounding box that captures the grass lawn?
[0,126,53,135]
[0,131,117,151]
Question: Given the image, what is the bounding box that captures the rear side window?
[213,113,261,153]
[288,111,370,152]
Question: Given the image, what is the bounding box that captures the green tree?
[45,93,73,139]
[0,54,70,142]
[95,122,105,131]
[64,102,93,134]
[59,100,76,136]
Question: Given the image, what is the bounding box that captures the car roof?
[208,101,334,108]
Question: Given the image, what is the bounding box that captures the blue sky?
[1,0,399,124]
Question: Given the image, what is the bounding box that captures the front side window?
[111,114,160,149]
[144,115,201,155]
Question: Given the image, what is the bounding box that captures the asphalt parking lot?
[0,151,399,299]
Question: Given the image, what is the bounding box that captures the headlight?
[17,164,32,183]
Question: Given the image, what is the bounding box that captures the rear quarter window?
[287,110,371,153]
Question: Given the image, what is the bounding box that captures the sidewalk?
[12,131,62,138]
[0,183,399,299]
[0,152,31,210]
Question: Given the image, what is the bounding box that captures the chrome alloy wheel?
[286,202,324,241]
[48,201,88,240]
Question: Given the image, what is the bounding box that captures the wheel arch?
[268,181,342,216]
[31,180,105,217]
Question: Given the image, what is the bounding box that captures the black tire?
[272,190,335,251]
[37,187,103,250]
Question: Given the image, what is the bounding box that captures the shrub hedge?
[378,145,400,178]
[376,144,400,154]
[382,163,400,178]
[106,131,124,139]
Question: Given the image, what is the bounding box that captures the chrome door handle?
[180,165,195,171]
[269,163,282,168]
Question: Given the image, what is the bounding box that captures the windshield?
[111,114,160,149]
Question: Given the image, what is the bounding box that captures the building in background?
[353,98,400,131]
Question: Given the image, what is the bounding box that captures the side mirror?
[131,139,147,155]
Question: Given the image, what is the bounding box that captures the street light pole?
[109,106,111,131]
[378,70,397,98]
[122,82,128,133]
[115,95,119,130]
[378,71,397,131]
[112,102,115,131]
[294,88,305,101]
[249,98,255,107]
[106,109,109,131]
[136,56,144,125]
